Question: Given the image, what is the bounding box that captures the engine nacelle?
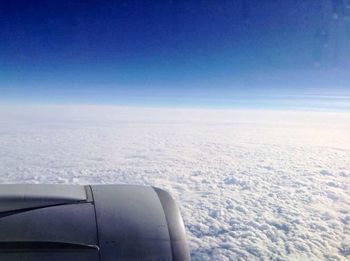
[0,184,191,261]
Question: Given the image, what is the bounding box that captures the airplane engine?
[0,184,191,261]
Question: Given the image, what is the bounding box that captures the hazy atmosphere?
[1,1,350,260]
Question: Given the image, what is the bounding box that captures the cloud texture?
[0,106,349,260]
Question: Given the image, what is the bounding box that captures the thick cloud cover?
[0,106,349,260]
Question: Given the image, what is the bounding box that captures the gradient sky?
[1,0,350,109]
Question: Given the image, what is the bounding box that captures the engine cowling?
[0,184,191,261]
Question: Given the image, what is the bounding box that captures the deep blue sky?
[1,0,350,109]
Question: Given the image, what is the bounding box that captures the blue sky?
[1,0,350,109]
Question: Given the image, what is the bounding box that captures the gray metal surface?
[0,184,87,213]
[153,187,191,261]
[0,252,99,261]
[91,185,173,260]
[0,184,191,260]
[0,203,98,245]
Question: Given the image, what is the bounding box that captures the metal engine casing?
[0,184,190,261]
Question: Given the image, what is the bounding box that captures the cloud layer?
[0,106,349,260]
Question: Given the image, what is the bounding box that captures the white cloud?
[0,105,349,260]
